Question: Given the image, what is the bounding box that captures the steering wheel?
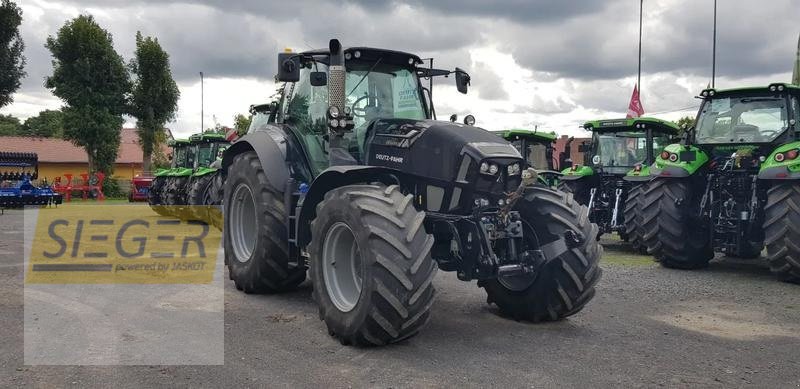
[350,94,376,118]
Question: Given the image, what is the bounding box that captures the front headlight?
[480,162,499,175]
[507,163,521,175]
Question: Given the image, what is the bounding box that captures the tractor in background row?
[495,129,562,187]
[559,118,679,251]
[642,83,800,283]
[0,152,62,208]
[185,132,230,226]
[148,138,192,217]
[220,39,601,346]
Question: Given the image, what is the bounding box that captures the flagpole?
[637,0,643,92]
[711,0,717,88]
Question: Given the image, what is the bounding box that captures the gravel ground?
[1,207,799,388]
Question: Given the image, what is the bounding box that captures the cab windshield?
[196,143,215,166]
[284,60,426,174]
[593,131,647,168]
[173,147,187,168]
[196,142,228,166]
[695,96,788,144]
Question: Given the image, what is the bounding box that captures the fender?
[297,165,405,247]
[222,129,289,189]
[758,141,800,180]
[559,165,593,181]
[651,144,708,178]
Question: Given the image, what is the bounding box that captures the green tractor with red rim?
[558,118,679,252]
[642,83,800,283]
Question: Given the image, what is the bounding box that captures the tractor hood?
[364,118,522,191]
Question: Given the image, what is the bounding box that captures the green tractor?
[186,132,230,225]
[220,40,602,346]
[642,83,800,283]
[559,118,679,251]
[149,138,192,217]
[495,129,562,187]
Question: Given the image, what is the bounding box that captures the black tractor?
[221,40,602,346]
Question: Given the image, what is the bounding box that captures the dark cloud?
[500,0,799,81]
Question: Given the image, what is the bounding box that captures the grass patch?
[601,248,655,267]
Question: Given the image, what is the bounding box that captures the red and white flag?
[225,127,239,142]
[626,84,645,118]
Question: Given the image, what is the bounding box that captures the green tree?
[129,31,179,173]
[22,109,63,137]
[0,113,21,135]
[0,0,25,108]
[674,116,695,136]
[45,15,130,174]
[233,113,251,135]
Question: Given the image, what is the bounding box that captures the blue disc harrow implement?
[0,152,62,208]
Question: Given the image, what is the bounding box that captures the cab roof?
[298,46,424,66]
[189,132,227,143]
[583,117,680,135]
[700,82,800,97]
[494,129,557,142]
[168,139,191,147]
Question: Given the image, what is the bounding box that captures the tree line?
[0,1,179,174]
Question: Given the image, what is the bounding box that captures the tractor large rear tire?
[224,151,305,293]
[558,179,591,206]
[623,183,647,254]
[148,176,170,217]
[641,178,713,269]
[763,182,800,283]
[207,172,225,230]
[309,184,437,346]
[187,174,215,223]
[481,186,602,322]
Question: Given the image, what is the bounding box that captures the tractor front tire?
[764,182,800,283]
[623,183,647,254]
[224,151,305,293]
[309,184,437,346]
[641,178,713,269]
[481,186,602,322]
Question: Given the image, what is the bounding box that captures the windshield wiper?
[347,57,383,98]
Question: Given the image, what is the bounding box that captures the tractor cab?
[189,132,229,170]
[268,45,473,178]
[560,117,679,240]
[494,128,561,186]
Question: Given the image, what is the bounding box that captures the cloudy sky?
[3,0,798,138]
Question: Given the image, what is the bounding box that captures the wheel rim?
[498,220,541,292]
[229,183,257,263]
[322,222,363,312]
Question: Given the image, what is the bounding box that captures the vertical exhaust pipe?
[328,39,345,129]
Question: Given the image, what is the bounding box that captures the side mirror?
[310,71,327,86]
[455,67,470,94]
[277,53,300,82]
[578,143,590,153]
[449,114,457,123]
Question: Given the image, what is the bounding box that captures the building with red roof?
[0,128,171,183]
